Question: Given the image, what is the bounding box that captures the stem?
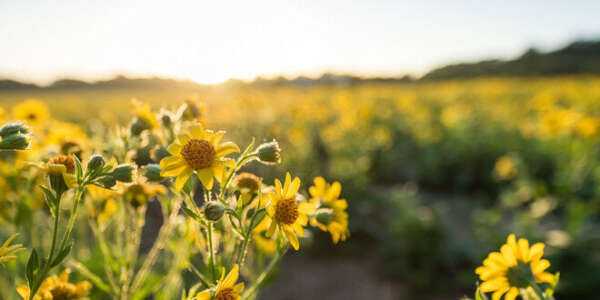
[207,222,217,280]
[58,186,85,251]
[242,246,288,299]
[529,280,547,300]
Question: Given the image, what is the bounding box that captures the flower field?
[1,76,600,299]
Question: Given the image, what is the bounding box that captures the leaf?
[250,208,267,230]
[73,155,83,182]
[475,287,488,300]
[26,249,40,286]
[39,185,57,215]
[51,243,72,268]
[182,207,201,222]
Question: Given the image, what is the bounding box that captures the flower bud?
[97,175,117,189]
[0,133,30,150]
[143,164,162,182]
[160,112,173,128]
[152,146,170,162]
[203,202,225,221]
[315,210,333,226]
[255,140,281,165]
[0,122,29,138]
[86,154,106,172]
[110,164,135,183]
[129,119,147,136]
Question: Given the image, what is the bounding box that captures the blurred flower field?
[1,76,600,299]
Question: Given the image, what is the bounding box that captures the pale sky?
[1,0,599,85]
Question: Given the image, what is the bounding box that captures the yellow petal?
[222,264,239,289]
[491,287,510,300]
[286,176,301,199]
[211,166,225,183]
[191,124,205,139]
[160,155,180,168]
[528,243,545,262]
[167,143,182,156]
[16,285,30,299]
[500,244,517,267]
[505,287,519,300]
[233,282,245,294]
[215,142,240,157]
[480,277,508,292]
[531,259,550,274]
[536,272,555,283]
[210,131,225,145]
[195,290,210,300]
[518,238,530,262]
[177,133,191,145]
[274,179,283,199]
[174,168,193,191]
[265,219,277,238]
[327,181,342,201]
[283,173,292,198]
[196,168,214,190]
[160,163,187,177]
[284,226,299,250]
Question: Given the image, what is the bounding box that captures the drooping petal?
[480,277,508,292]
[536,272,555,283]
[505,287,519,300]
[196,168,214,190]
[195,290,211,300]
[174,168,193,191]
[491,286,510,300]
[283,226,299,250]
[265,219,277,238]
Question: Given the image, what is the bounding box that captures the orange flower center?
[276,198,299,225]
[49,155,76,174]
[180,139,215,170]
[214,288,236,300]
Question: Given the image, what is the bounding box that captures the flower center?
[49,283,77,300]
[506,261,535,288]
[49,155,76,174]
[180,139,215,170]
[275,198,299,225]
[214,288,236,300]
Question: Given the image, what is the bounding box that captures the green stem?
[58,186,85,252]
[529,280,547,300]
[242,246,288,299]
[207,222,217,280]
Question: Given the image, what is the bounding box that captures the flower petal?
[196,168,214,190]
[174,168,193,191]
[215,142,240,157]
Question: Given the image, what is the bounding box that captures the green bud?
[203,202,225,221]
[97,175,117,189]
[160,113,172,128]
[129,118,147,136]
[0,133,30,150]
[110,164,135,182]
[316,210,333,226]
[86,154,106,171]
[143,164,162,182]
[0,122,29,138]
[152,146,171,162]
[255,140,281,165]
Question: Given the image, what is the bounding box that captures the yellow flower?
[308,177,350,244]
[122,179,167,208]
[196,264,244,300]
[17,269,92,300]
[180,99,207,124]
[0,233,24,264]
[35,155,78,194]
[44,122,89,156]
[475,234,555,300]
[264,173,314,250]
[159,124,239,191]
[494,156,517,180]
[132,99,159,130]
[232,172,262,206]
[252,216,277,255]
[12,99,50,126]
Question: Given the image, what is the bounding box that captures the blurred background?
[2,1,600,299]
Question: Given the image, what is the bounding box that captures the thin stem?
[529,280,547,300]
[58,186,85,251]
[207,222,217,280]
[242,246,288,299]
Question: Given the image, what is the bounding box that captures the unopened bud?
[110,164,135,182]
[0,133,30,150]
[86,154,106,171]
[152,146,170,162]
[0,122,29,138]
[255,140,281,165]
[129,119,147,136]
[204,202,225,221]
[97,175,117,189]
[143,164,162,182]
[316,210,333,226]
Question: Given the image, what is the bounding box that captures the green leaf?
[39,185,57,215]
[182,207,201,222]
[475,287,488,300]
[51,243,72,268]
[73,155,84,182]
[26,249,40,287]
[250,208,267,230]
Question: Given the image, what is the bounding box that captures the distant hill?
[421,40,600,80]
[1,39,600,90]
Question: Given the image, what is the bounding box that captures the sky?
[0,0,599,85]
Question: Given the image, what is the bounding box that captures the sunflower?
[196,264,244,300]
[122,179,166,208]
[475,234,555,300]
[45,121,89,157]
[179,99,206,124]
[159,124,239,191]
[17,268,92,300]
[132,99,159,130]
[12,99,50,126]
[308,177,350,244]
[264,173,314,250]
